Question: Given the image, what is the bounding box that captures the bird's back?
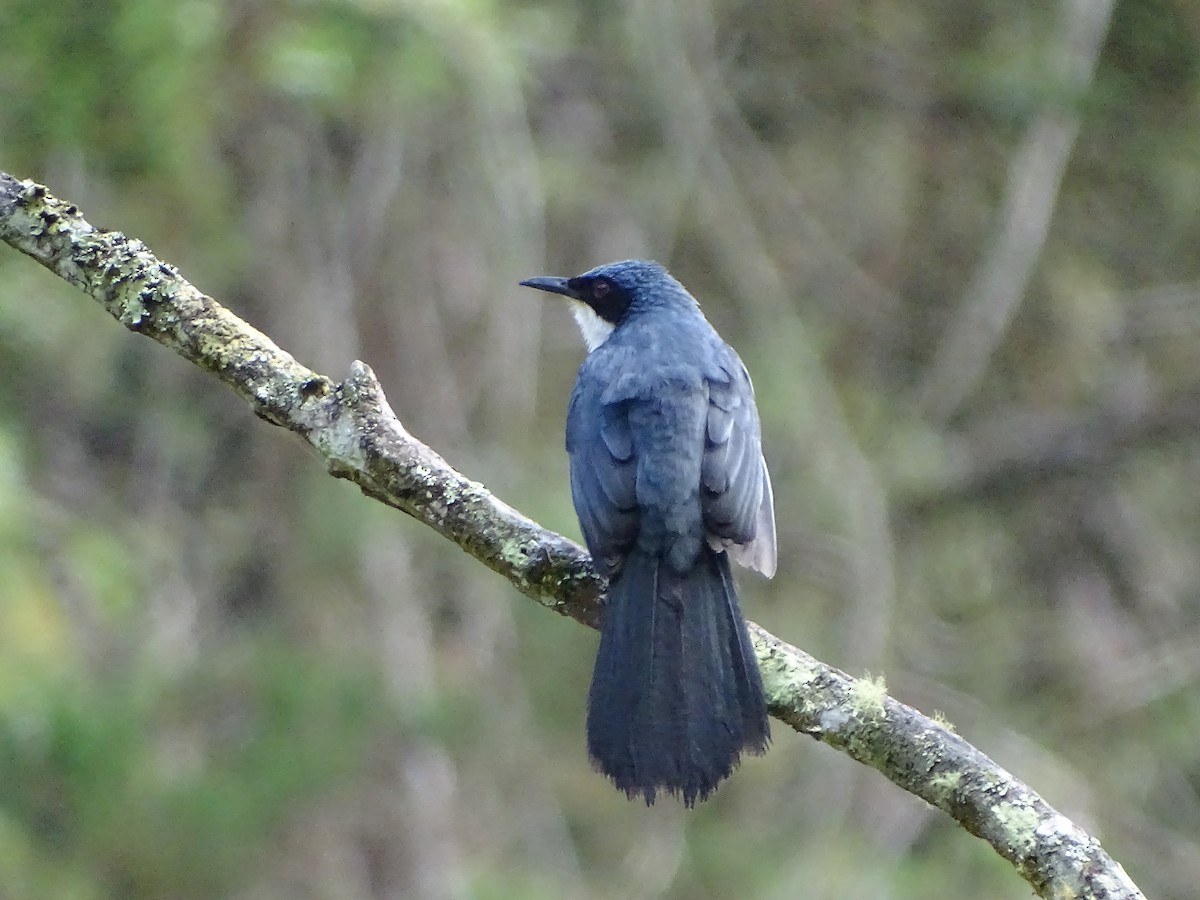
[522,259,773,804]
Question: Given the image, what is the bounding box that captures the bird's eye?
[593,280,610,300]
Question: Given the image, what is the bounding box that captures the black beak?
[519,276,577,299]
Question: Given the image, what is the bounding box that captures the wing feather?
[701,359,777,577]
[567,341,776,580]
[567,380,639,576]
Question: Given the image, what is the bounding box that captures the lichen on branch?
[0,172,1144,900]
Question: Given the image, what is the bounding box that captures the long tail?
[586,547,769,806]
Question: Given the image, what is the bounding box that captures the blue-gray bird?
[520,259,775,806]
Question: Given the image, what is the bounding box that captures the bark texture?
[0,172,1144,900]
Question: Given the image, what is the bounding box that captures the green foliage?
[0,642,390,898]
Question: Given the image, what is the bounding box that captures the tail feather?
[715,554,773,746]
[586,548,769,806]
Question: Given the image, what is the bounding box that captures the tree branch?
[0,173,1143,900]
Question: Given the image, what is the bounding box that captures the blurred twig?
[0,173,1144,900]
[916,0,1115,422]
[628,0,899,678]
[898,393,1200,519]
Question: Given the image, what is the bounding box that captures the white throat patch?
[570,300,615,351]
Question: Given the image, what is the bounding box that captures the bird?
[520,259,775,806]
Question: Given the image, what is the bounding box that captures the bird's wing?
[566,377,639,577]
[702,359,777,578]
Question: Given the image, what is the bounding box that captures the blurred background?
[0,0,1197,897]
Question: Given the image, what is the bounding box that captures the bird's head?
[520,259,692,351]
